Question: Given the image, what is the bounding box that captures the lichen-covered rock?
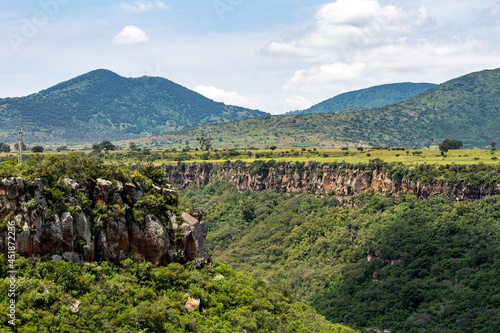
[129,215,171,266]
[0,177,209,267]
[123,182,143,202]
[61,212,74,252]
[181,212,209,264]
[95,178,113,205]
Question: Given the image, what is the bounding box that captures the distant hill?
[287,82,436,115]
[0,69,269,144]
[161,68,500,149]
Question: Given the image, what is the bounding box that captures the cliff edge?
[0,175,209,266]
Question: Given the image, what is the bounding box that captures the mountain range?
[287,82,436,115]
[164,68,500,149]
[0,69,268,144]
[1,68,499,148]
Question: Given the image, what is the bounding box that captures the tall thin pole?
[18,128,23,164]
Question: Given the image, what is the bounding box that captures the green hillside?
[161,68,500,149]
[0,69,269,144]
[287,82,436,115]
[180,181,500,332]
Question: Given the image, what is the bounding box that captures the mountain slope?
[0,69,269,144]
[163,68,500,148]
[287,82,436,115]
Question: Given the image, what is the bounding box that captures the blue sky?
[1,0,500,114]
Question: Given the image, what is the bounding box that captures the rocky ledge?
[0,177,209,266]
[163,162,500,202]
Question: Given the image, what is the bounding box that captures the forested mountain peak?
[0,69,269,144]
[287,82,436,115]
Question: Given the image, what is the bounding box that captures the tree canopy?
[439,138,463,154]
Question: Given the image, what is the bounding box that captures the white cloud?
[113,25,149,44]
[265,0,434,63]
[262,0,500,108]
[478,4,500,25]
[284,95,311,111]
[194,85,253,107]
[120,1,169,13]
[284,62,367,93]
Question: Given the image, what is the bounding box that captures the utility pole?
[18,128,23,164]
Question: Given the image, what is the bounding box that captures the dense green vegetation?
[287,82,436,115]
[159,68,500,149]
[180,182,500,332]
[0,154,357,332]
[0,153,137,187]
[0,257,354,332]
[0,69,268,144]
[2,151,499,331]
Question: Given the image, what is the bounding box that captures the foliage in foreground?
[180,182,500,332]
[0,258,355,333]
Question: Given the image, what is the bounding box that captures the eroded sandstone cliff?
[163,162,500,201]
[0,176,209,266]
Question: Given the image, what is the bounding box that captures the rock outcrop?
[163,162,500,202]
[0,177,209,266]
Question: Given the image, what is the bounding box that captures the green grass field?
[2,148,498,166]
[159,148,499,165]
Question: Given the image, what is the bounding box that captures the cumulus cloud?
[265,0,434,62]
[120,1,169,13]
[261,0,500,107]
[284,95,311,112]
[113,25,149,44]
[284,62,367,93]
[194,85,253,107]
[279,35,499,108]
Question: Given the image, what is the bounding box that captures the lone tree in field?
[0,142,10,152]
[14,142,27,151]
[31,145,44,153]
[439,139,463,155]
[196,136,212,151]
[93,140,117,151]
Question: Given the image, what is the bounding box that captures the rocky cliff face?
[163,163,500,202]
[0,177,209,266]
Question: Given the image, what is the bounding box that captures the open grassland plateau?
[2,148,498,167]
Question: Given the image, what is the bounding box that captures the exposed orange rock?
[185,297,201,314]
[164,163,500,203]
